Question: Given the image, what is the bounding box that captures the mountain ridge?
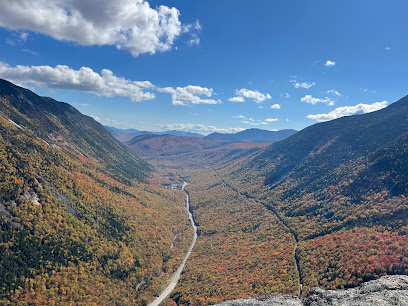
[205,128,297,143]
[0,79,192,304]
[0,79,151,183]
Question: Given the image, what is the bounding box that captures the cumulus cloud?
[301,95,334,106]
[306,101,388,122]
[228,96,245,103]
[327,89,341,96]
[291,80,315,89]
[162,123,244,134]
[158,85,220,106]
[229,88,272,103]
[385,47,391,51]
[0,62,155,101]
[270,104,281,109]
[234,115,278,126]
[0,0,193,57]
[325,60,336,67]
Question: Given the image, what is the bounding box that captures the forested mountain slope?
[106,95,408,304]
[0,79,151,184]
[125,134,233,157]
[228,95,408,293]
[0,79,192,304]
[255,95,408,190]
[250,95,408,235]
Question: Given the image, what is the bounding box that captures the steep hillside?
[228,95,408,293]
[0,79,151,184]
[250,95,408,236]
[255,95,408,190]
[205,128,297,143]
[0,79,192,304]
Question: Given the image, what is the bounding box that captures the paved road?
[149,182,198,306]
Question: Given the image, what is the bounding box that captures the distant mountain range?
[105,126,297,144]
[205,128,297,143]
[104,126,204,142]
[124,134,232,157]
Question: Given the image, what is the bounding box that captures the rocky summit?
[216,275,408,306]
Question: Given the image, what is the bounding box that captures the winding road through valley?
[149,181,197,306]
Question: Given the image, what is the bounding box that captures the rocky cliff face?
[216,275,408,306]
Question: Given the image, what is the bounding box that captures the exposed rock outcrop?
[216,275,408,306]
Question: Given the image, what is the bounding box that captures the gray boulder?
[216,275,408,306]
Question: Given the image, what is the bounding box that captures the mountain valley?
[0,79,407,305]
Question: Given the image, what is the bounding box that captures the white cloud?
[228,96,245,103]
[325,60,336,67]
[265,118,278,122]
[282,93,291,98]
[236,115,278,126]
[182,19,201,33]
[291,80,315,89]
[327,89,341,96]
[22,48,39,56]
[301,95,334,106]
[0,0,193,57]
[162,123,244,134]
[230,88,272,103]
[20,32,28,42]
[194,20,202,31]
[5,38,15,46]
[385,47,391,51]
[92,116,133,128]
[0,62,155,102]
[270,104,281,109]
[188,33,200,46]
[306,101,388,122]
[158,85,220,106]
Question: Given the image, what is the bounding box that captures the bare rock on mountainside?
[216,294,302,306]
[306,275,408,306]
[216,275,408,306]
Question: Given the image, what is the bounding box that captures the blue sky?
[0,0,407,134]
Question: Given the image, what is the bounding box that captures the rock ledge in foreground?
[216,275,408,306]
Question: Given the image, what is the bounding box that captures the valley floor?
[140,146,408,305]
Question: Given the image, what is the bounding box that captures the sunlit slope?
[238,96,408,292]
[0,79,192,304]
[0,78,151,183]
